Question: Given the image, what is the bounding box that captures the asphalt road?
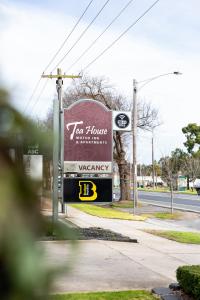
[114,189,200,213]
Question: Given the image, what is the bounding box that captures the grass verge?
[144,230,200,244]
[111,201,142,209]
[51,290,157,300]
[138,187,169,193]
[138,187,197,195]
[41,217,78,241]
[142,212,183,220]
[70,204,146,221]
[176,189,197,195]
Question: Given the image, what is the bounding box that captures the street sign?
[63,177,112,203]
[113,111,132,131]
[64,99,112,173]
[23,143,40,155]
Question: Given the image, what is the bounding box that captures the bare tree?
[63,74,159,201]
[160,156,180,213]
[33,113,53,192]
[182,157,200,190]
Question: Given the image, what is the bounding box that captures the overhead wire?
[51,0,111,72]
[66,0,135,73]
[28,79,49,114]
[26,0,161,115]
[30,0,110,115]
[23,78,42,113]
[42,0,94,74]
[81,0,161,72]
[23,0,94,114]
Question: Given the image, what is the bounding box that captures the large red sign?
[64,99,112,172]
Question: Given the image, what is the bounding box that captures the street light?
[132,71,182,214]
[138,71,182,90]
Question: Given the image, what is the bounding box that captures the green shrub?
[0,88,76,300]
[176,265,200,299]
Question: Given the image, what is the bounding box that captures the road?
[114,189,200,213]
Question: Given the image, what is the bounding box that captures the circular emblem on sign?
[115,113,130,129]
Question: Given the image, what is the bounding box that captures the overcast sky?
[1,0,200,164]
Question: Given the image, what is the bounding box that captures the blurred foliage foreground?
[0,88,76,299]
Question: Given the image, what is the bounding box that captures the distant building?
[113,167,165,188]
[136,175,165,188]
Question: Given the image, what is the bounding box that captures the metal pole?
[133,79,138,214]
[170,180,174,214]
[56,68,65,213]
[61,88,66,214]
[152,131,155,189]
[52,99,59,224]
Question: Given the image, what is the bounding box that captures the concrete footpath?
[43,206,200,293]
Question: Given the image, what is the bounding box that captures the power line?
[43,0,94,74]
[52,0,111,72]
[23,77,42,113]
[66,0,135,72]
[28,79,49,115]
[23,0,94,114]
[25,0,160,115]
[81,0,161,72]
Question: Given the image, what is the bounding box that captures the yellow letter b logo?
[79,181,97,201]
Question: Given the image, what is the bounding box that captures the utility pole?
[133,79,138,214]
[131,71,181,211]
[151,130,155,189]
[42,69,81,223]
[57,69,65,213]
[52,98,59,223]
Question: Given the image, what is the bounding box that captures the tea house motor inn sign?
[64,99,112,173]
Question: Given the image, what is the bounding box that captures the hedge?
[176,265,200,299]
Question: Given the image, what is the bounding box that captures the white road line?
[140,199,200,213]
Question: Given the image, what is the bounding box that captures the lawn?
[144,230,200,244]
[138,187,197,195]
[111,203,183,220]
[51,290,157,300]
[111,201,134,209]
[142,212,182,220]
[138,187,169,193]
[111,201,142,209]
[70,204,146,221]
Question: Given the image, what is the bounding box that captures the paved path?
[43,206,200,293]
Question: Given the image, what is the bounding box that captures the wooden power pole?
[42,68,81,223]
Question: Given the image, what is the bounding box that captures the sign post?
[52,99,59,222]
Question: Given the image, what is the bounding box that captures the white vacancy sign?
[64,161,112,173]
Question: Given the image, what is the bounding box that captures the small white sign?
[112,111,132,131]
[23,155,43,180]
[64,161,112,174]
